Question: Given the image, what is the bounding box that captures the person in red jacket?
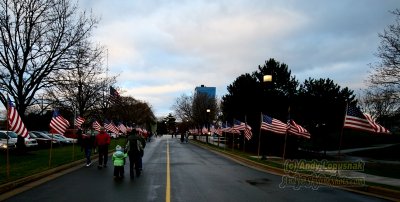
[95,127,111,169]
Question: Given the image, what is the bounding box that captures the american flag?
[344,105,376,133]
[75,116,85,129]
[234,119,252,140]
[104,120,120,134]
[50,109,70,134]
[233,119,246,130]
[261,114,287,134]
[244,124,253,140]
[220,122,230,133]
[118,122,127,134]
[202,125,208,134]
[364,114,390,134]
[7,98,29,138]
[110,86,121,103]
[126,125,133,132]
[215,126,223,136]
[288,120,311,139]
[92,121,102,132]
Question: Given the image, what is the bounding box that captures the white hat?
[116,145,122,151]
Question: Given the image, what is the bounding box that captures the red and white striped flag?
[261,114,287,135]
[7,98,28,138]
[118,123,127,134]
[288,120,311,139]
[233,119,246,130]
[344,105,390,134]
[364,114,390,134]
[75,116,85,129]
[92,121,102,132]
[104,120,120,134]
[202,126,208,134]
[244,124,253,140]
[50,110,70,134]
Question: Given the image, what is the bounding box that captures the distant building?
[194,85,216,98]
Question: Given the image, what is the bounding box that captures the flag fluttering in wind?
[110,86,121,103]
[7,98,28,138]
[261,114,287,134]
[118,122,127,134]
[50,109,70,134]
[215,126,223,136]
[244,124,253,140]
[364,114,390,134]
[344,105,390,133]
[104,120,120,134]
[202,125,208,134]
[234,119,252,140]
[75,116,85,129]
[288,120,311,139]
[233,119,246,130]
[92,120,102,132]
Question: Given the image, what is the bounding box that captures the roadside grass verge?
[195,140,400,179]
[0,138,126,185]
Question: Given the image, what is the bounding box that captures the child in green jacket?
[112,145,127,179]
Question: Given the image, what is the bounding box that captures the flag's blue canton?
[234,119,242,125]
[53,109,60,117]
[347,106,364,118]
[263,115,273,124]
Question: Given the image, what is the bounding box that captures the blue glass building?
[194,85,216,98]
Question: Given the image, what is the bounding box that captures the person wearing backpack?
[125,130,143,180]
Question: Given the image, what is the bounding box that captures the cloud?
[77,0,398,117]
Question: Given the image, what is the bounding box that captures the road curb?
[0,151,113,197]
[192,140,400,201]
[0,159,86,196]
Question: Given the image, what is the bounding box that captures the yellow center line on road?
[166,139,171,202]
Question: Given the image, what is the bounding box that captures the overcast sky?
[74,0,398,118]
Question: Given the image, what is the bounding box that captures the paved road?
[4,136,388,202]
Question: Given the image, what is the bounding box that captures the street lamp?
[263,75,272,82]
[259,74,272,160]
[206,109,210,144]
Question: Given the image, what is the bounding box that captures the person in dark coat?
[125,130,143,180]
[81,131,95,167]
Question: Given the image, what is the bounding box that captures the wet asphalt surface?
[4,136,388,202]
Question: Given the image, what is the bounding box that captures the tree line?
[172,9,400,156]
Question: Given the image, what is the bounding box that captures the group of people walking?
[77,127,146,180]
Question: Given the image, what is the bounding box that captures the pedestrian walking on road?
[125,130,143,179]
[81,130,95,167]
[95,127,111,169]
[112,145,127,179]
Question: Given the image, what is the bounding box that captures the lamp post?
[206,109,210,144]
[259,74,272,160]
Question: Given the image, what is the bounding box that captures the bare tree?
[359,87,399,119]
[0,0,98,117]
[172,94,193,121]
[45,42,116,117]
[367,9,400,117]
